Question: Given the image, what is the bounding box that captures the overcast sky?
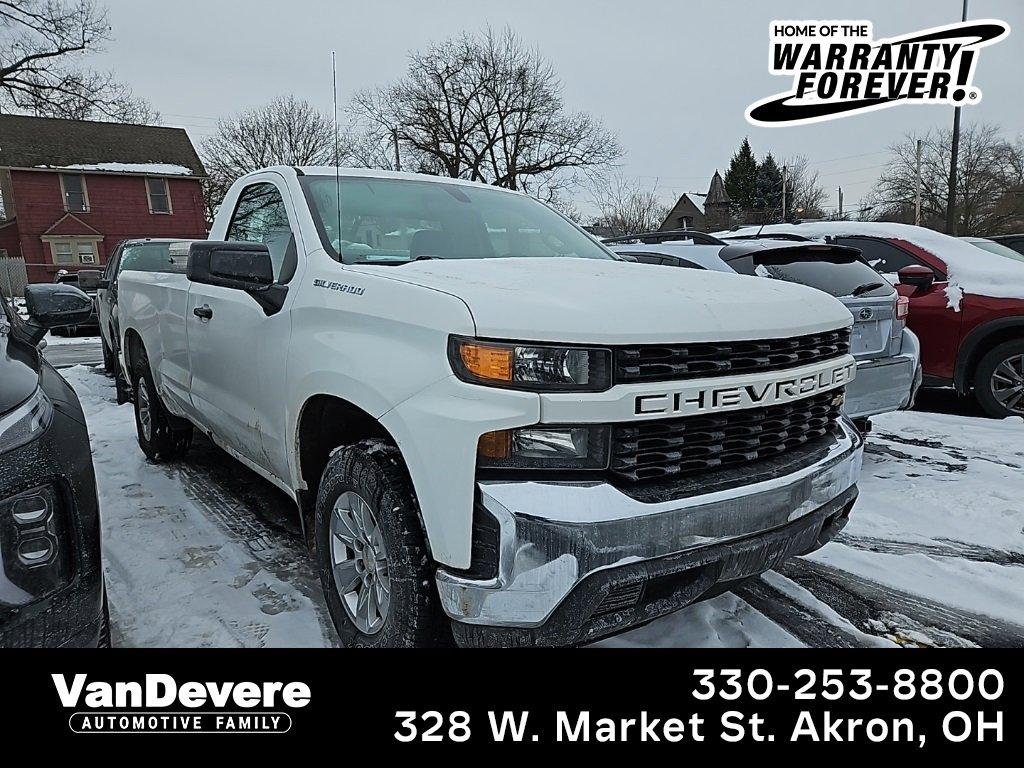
[94,0,1023,218]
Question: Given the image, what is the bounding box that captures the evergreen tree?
[754,153,784,217]
[723,138,759,211]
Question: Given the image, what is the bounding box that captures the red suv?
[726,222,1024,418]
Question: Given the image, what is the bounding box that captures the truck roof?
[255,165,529,195]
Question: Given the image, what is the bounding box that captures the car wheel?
[131,354,193,461]
[101,336,117,375]
[315,438,451,648]
[974,340,1024,418]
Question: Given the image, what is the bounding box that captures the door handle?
[193,305,213,320]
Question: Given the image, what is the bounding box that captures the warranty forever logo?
[746,19,1010,126]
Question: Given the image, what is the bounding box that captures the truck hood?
[350,258,852,344]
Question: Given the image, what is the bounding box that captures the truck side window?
[226,183,297,283]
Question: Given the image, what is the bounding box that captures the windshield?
[965,238,1024,264]
[301,176,612,265]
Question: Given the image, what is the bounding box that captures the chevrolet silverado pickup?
[116,167,864,647]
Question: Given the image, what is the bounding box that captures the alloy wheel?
[137,378,153,442]
[990,353,1024,415]
[329,491,391,634]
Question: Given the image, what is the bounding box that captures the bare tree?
[351,27,621,200]
[200,95,338,222]
[782,154,827,219]
[868,123,1024,235]
[591,175,670,235]
[0,0,154,121]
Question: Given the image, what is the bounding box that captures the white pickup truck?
[117,167,863,647]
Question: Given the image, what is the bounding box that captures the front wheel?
[974,340,1024,418]
[315,439,450,648]
[132,355,193,461]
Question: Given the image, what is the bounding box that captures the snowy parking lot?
[59,355,1024,649]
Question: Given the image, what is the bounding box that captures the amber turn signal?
[478,430,512,460]
[458,342,513,382]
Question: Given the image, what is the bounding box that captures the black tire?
[315,439,451,648]
[101,335,117,375]
[131,353,193,461]
[973,339,1024,418]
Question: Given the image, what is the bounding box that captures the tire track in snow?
[834,533,1024,567]
[775,558,1024,648]
[733,577,870,648]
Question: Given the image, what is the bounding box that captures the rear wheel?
[315,439,450,648]
[974,340,1024,418]
[132,354,193,461]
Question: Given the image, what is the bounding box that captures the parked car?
[115,167,864,648]
[991,234,1024,257]
[961,236,1024,264]
[724,222,1024,418]
[0,282,108,647]
[79,238,194,378]
[49,270,100,336]
[605,230,921,430]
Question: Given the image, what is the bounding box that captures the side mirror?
[187,241,287,315]
[897,265,935,293]
[22,283,94,344]
[77,269,109,291]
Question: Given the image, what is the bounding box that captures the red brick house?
[0,115,207,283]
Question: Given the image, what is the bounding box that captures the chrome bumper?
[436,418,864,630]
[845,330,920,419]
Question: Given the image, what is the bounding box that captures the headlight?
[0,387,53,456]
[449,337,611,391]
[478,426,610,470]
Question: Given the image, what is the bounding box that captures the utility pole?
[392,127,402,172]
[914,138,923,226]
[945,0,970,235]
[838,186,844,219]
[781,165,788,222]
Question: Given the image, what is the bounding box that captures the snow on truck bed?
[721,221,1024,310]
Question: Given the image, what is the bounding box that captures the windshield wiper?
[850,281,885,296]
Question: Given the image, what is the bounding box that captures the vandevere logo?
[52,674,311,734]
[746,19,1010,126]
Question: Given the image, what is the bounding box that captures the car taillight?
[896,296,910,320]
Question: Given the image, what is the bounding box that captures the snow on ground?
[62,363,1024,648]
[66,365,335,648]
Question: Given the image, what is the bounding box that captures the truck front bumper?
[844,329,921,419]
[436,418,863,647]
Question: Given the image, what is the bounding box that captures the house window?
[48,238,99,266]
[146,177,171,214]
[77,241,96,264]
[53,241,74,264]
[60,174,89,212]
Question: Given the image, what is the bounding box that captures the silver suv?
[606,231,922,429]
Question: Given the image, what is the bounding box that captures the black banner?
[3,649,1019,754]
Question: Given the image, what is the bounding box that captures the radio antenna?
[332,51,342,254]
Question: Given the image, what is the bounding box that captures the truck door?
[185,177,299,479]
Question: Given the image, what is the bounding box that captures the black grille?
[614,328,851,384]
[610,391,843,483]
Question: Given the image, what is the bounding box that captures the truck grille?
[610,390,844,483]
[614,328,851,384]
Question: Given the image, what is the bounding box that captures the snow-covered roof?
[36,162,195,176]
[719,221,1024,310]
